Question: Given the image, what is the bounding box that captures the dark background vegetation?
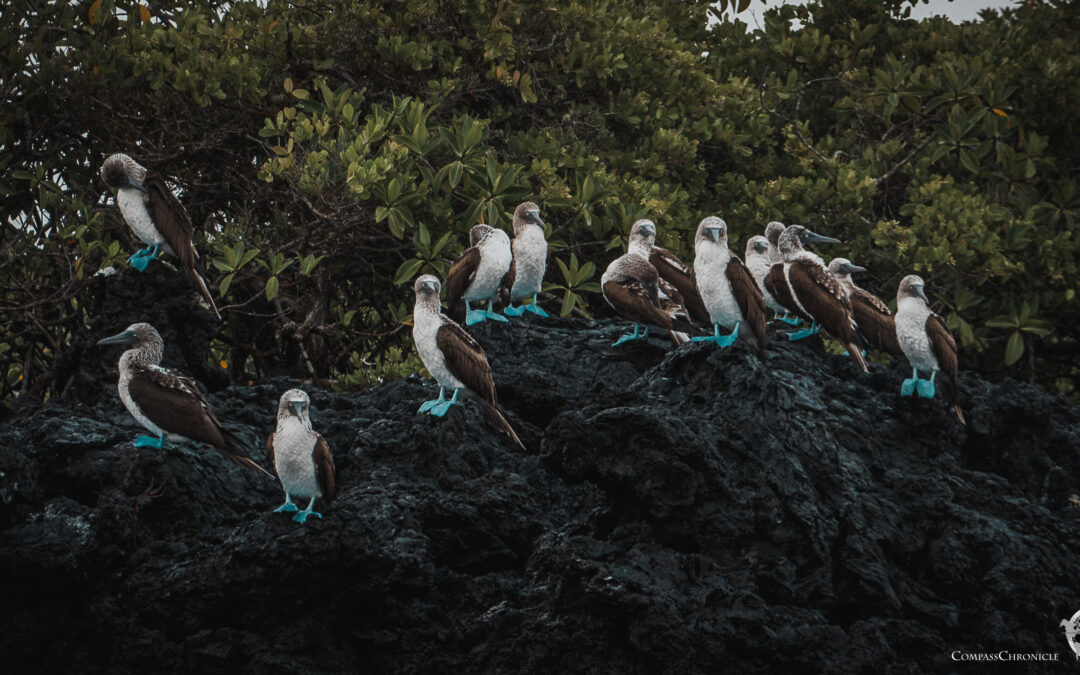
[2,0,1078,404]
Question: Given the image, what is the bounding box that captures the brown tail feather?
[481,402,524,450]
[222,430,275,478]
[952,404,966,425]
[189,268,221,320]
[846,342,869,373]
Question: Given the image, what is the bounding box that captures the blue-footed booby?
[627,219,711,327]
[412,275,524,449]
[99,153,220,320]
[97,323,272,475]
[601,253,696,347]
[445,224,512,326]
[763,221,800,325]
[894,275,965,423]
[268,389,336,523]
[745,235,791,324]
[828,258,903,357]
[501,201,549,317]
[691,217,767,360]
[764,226,869,372]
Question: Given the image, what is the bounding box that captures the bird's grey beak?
[914,285,929,304]
[529,210,545,226]
[129,177,148,193]
[800,229,841,245]
[754,242,768,253]
[841,263,866,275]
[422,280,438,293]
[642,224,655,236]
[290,401,305,418]
[709,228,723,243]
[97,329,139,346]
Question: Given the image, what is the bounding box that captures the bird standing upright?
[894,275,965,423]
[502,201,549,317]
[445,224,513,326]
[828,258,903,357]
[99,153,220,320]
[97,322,271,476]
[267,389,336,523]
[627,219,710,328]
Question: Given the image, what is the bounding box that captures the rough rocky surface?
[2,272,1080,673]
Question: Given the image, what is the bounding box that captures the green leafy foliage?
[2,0,1079,403]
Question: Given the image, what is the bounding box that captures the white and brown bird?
[691,217,767,360]
[445,223,513,326]
[627,219,710,327]
[894,275,965,423]
[99,153,220,319]
[745,235,791,324]
[601,252,696,347]
[501,201,549,317]
[412,275,523,449]
[267,389,336,523]
[762,221,800,325]
[97,322,271,475]
[828,258,903,357]
[764,225,868,372]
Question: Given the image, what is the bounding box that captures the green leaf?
[218,272,235,297]
[393,258,424,285]
[560,291,577,317]
[265,275,280,301]
[1004,331,1024,366]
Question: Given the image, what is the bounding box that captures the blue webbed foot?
[900,378,918,397]
[787,323,821,341]
[274,502,299,513]
[523,300,549,317]
[428,400,456,417]
[485,310,509,322]
[777,312,802,326]
[293,510,322,523]
[916,379,936,399]
[465,309,487,325]
[133,434,164,449]
[612,325,648,347]
[418,387,446,414]
[128,250,152,272]
[503,305,526,317]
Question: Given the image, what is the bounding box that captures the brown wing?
[267,432,276,469]
[436,321,497,404]
[445,246,480,310]
[652,247,709,326]
[145,173,196,269]
[603,278,673,330]
[852,295,903,356]
[854,286,890,315]
[788,261,868,371]
[128,366,228,448]
[725,255,768,360]
[312,433,336,502]
[926,314,958,395]
[764,264,811,321]
[499,256,516,300]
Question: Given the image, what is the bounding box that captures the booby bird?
[894,275,965,423]
[445,224,512,326]
[412,275,524,449]
[828,258,903,357]
[501,201,549,317]
[764,226,869,372]
[601,253,695,347]
[627,219,710,327]
[97,323,271,475]
[99,153,220,320]
[690,217,767,359]
[268,389,336,523]
[763,221,800,325]
[745,235,791,323]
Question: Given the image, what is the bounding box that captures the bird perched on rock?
[894,275,965,423]
[691,217,767,360]
[445,223,513,326]
[412,275,524,449]
[764,226,868,372]
[763,221,800,325]
[745,235,791,326]
[627,219,710,327]
[828,258,903,357]
[267,389,335,523]
[99,153,220,320]
[501,201,549,317]
[97,322,271,475]
[601,253,696,347]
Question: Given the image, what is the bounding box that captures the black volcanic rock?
[2,309,1080,673]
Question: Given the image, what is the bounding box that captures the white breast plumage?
[465,231,512,302]
[273,419,320,498]
[895,298,938,371]
[695,244,741,326]
[117,188,173,254]
[413,309,466,390]
[747,254,786,314]
[511,228,547,300]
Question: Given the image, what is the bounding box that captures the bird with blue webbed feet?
[445,224,512,326]
[501,201,550,318]
[267,389,336,524]
[894,275,965,424]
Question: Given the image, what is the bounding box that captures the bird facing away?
[412,275,524,449]
[627,219,711,327]
[445,223,513,326]
[601,252,696,347]
[267,388,336,523]
[501,201,549,317]
[828,258,904,357]
[764,226,869,372]
[894,275,965,423]
[99,153,220,320]
[762,221,800,326]
[97,322,271,476]
[691,217,767,360]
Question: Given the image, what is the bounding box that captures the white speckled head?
[764,221,786,246]
[513,201,544,236]
[898,274,929,304]
[100,153,147,190]
[277,388,311,425]
[695,216,728,247]
[414,274,441,311]
[468,224,496,247]
[629,219,656,244]
[96,322,163,366]
[828,258,866,283]
[746,235,769,258]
